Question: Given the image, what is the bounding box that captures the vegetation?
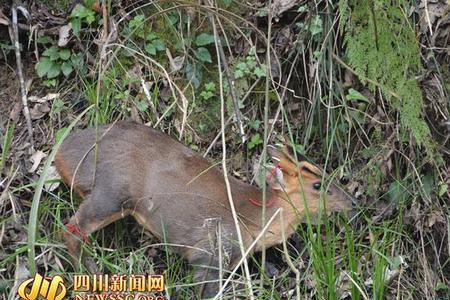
[0,0,449,299]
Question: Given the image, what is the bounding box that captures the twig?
[203,116,233,158]
[10,6,34,149]
[213,208,282,300]
[210,2,254,298]
[209,12,246,144]
[203,79,261,158]
[102,0,108,39]
[279,210,300,300]
[424,0,433,36]
[331,53,401,99]
[260,0,273,285]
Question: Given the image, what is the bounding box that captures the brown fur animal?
[55,121,353,298]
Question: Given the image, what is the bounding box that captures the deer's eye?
[313,182,321,190]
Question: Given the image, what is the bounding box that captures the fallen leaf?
[28,93,60,103]
[0,9,9,25]
[428,209,445,227]
[9,102,22,122]
[12,257,30,298]
[30,103,50,120]
[271,0,300,16]
[58,24,72,47]
[42,165,61,192]
[29,150,47,173]
[166,48,184,73]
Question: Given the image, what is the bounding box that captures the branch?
[10,6,34,149]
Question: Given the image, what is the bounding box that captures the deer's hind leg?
[64,188,130,269]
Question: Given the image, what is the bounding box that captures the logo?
[18,273,67,300]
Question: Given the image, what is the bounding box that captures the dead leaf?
[130,105,142,124]
[30,103,50,120]
[12,257,30,298]
[166,48,184,73]
[42,165,61,192]
[29,150,47,173]
[108,17,118,43]
[417,1,449,32]
[0,9,9,26]
[28,93,60,103]
[92,1,102,13]
[271,0,300,16]
[58,24,72,47]
[428,209,445,227]
[9,102,22,122]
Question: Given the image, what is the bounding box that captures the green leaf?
[43,79,57,87]
[70,53,85,73]
[436,282,449,291]
[200,90,214,100]
[145,43,156,56]
[71,4,87,18]
[59,48,71,60]
[71,4,95,24]
[421,174,434,199]
[348,110,366,125]
[152,39,166,51]
[309,15,323,35]
[55,127,69,144]
[292,143,306,155]
[297,5,307,12]
[70,18,81,38]
[195,33,215,46]
[36,36,52,44]
[387,181,408,204]
[52,98,65,115]
[194,47,212,63]
[248,133,263,149]
[205,82,216,91]
[346,88,369,102]
[85,13,95,24]
[47,64,61,79]
[253,66,266,78]
[129,15,145,28]
[221,0,233,7]
[36,57,53,78]
[146,33,158,41]
[438,182,448,197]
[61,62,73,76]
[42,47,60,61]
[135,100,149,112]
[234,69,244,79]
[168,12,179,25]
[249,120,260,130]
[185,62,202,88]
[236,62,248,71]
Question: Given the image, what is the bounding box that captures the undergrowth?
[339,0,431,146]
[0,1,449,300]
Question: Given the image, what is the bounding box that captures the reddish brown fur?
[56,121,353,298]
[55,151,88,198]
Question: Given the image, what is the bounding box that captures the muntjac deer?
[55,121,353,298]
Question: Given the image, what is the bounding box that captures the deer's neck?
[231,180,300,251]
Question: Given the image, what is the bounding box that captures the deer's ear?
[266,164,285,190]
[298,161,322,179]
[267,145,298,177]
[267,144,283,161]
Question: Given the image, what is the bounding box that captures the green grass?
[0,121,14,172]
